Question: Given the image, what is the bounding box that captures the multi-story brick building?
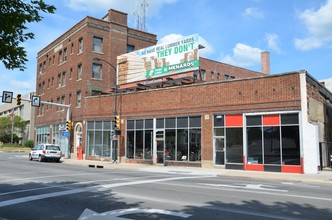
[35,9,332,174]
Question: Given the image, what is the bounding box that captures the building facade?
[35,9,332,174]
[35,9,157,150]
[0,92,36,143]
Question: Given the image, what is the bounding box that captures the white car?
[29,144,62,162]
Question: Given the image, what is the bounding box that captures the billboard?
[117,34,199,86]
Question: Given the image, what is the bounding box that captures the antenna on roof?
[134,0,148,31]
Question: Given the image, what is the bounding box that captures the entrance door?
[214,137,225,165]
[156,139,165,164]
[155,130,165,164]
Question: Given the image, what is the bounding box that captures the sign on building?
[117,34,200,85]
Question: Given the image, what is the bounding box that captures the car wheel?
[38,155,43,162]
[29,154,33,161]
[56,159,60,163]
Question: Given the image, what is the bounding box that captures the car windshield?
[46,146,60,151]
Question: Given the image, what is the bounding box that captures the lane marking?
[78,208,191,219]
[0,174,166,196]
[0,176,208,208]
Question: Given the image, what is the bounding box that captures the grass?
[0,146,31,152]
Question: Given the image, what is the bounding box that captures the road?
[0,152,332,220]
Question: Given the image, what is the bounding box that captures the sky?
[1,0,332,97]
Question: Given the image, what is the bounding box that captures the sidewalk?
[61,158,332,185]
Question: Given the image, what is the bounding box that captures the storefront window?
[247,127,263,164]
[264,127,280,164]
[165,129,176,160]
[281,126,300,165]
[126,116,201,162]
[245,113,300,166]
[226,128,243,163]
[86,121,113,157]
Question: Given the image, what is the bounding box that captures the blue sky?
[1,0,332,97]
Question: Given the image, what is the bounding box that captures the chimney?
[261,51,270,74]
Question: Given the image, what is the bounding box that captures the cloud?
[295,0,332,51]
[265,33,281,53]
[158,33,214,57]
[8,79,35,92]
[221,43,262,67]
[242,7,264,19]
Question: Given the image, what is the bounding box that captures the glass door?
[214,137,225,165]
[156,130,165,164]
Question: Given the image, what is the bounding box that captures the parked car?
[29,144,62,162]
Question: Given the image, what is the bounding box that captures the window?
[43,60,46,72]
[47,79,50,88]
[217,73,220,80]
[245,113,300,166]
[200,69,206,80]
[92,63,102,79]
[57,74,61,87]
[71,43,74,54]
[56,97,60,111]
[77,63,82,80]
[70,68,73,79]
[78,38,83,54]
[76,91,81,107]
[211,71,214,80]
[127,45,135,52]
[93,37,103,52]
[58,50,62,64]
[86,121,113,157]
[62,72,66,86]
[126,116,201,161]
[63,48,67,62]
[61,96,65,110]
[39,63,42,74]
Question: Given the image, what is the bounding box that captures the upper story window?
[217,73,220,80]
[63,48,67,62]
[58,50,63,64]
[77,63,82,80]
[39,63,42,74]
[200,69,206,81]
[127,44,135,53]
[62,71,66,86]
[78,37,83,54]
[92,63,102,79]
[57,74,61,87]
[71,43,74,54]
[211,71,214,80]
[93,37,103,53]
[76,90,81,108]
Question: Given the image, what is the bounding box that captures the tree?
[0,0,56,70]
[0,115,28,143]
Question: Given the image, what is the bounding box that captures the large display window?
[126,116,201,162]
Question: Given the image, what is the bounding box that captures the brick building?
[35,9,332,174]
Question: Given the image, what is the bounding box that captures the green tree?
[0,115,28,143]
[0,0,56,70]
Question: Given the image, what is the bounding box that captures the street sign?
[62,131,69,137]
[31,95,41,107]
[1,91,13,103]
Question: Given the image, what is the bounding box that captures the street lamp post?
[93,58,117,116]
[93,57,118,162]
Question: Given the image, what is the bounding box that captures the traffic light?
[16,94,21,105]
[66,120,72,131]
[114,115,120,130]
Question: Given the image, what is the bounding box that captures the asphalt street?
[0,152,332,220]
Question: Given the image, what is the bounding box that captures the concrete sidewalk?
[61,158,332,185]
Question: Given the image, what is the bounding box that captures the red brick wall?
[84,72,302,159]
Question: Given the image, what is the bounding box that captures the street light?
[93,58,118,116]
[93,57,119,162]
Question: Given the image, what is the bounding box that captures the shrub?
[24,140,34,148]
